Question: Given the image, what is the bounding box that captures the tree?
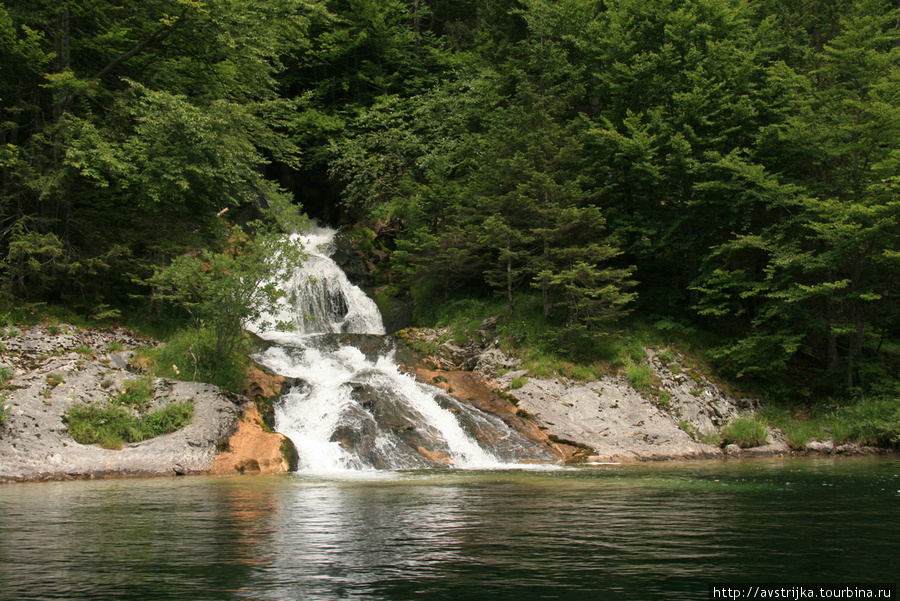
[694,0,900,392]
[0,0,324,310]
[148,196,307,380]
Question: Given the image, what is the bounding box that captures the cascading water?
[249,226,552,472]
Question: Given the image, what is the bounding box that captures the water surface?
[0,458,897,600]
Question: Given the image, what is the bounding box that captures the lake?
[0,457,897,600]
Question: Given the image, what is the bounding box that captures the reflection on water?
[0,458,898,601]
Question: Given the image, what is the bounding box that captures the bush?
[721,415,769,448]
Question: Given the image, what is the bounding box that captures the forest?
[1,0,899,408]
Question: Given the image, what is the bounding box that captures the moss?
[280,437,299,471]
[254,396,276,432]
[345,226,376,254]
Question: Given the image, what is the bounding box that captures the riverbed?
[0,457,897,600]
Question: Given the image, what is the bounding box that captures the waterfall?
[249,226,551,472]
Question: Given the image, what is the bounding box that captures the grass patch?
[654,389,672,408]
[74,344,94,358]
[106,341,124,353]
[760,396,900,449]
[136,327,250,393]
[721,415,769,448]
[625,363,654,389]
[114,377,154,409]
[45,373,64,387]
[836,397,900,447]
[0,366,15,388]
[700,430,723,446]
[0,395,9,428]
[65,400,193,450]
[510,376,529,390]
[64,380,192,450]
[678,420,697,439]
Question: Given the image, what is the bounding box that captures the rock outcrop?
[0,325,286,483]
[398,320,775,463]
[211,404,295,475]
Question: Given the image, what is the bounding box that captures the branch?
[90,10,189,81]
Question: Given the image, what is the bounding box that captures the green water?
[0,458,897,600]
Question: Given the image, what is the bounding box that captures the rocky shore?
[0,325,293,483]
[398,319,888,463]
[1,320,886,483]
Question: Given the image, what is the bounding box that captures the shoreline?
[1,324,894,485]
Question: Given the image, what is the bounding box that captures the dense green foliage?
[2,0,899,408]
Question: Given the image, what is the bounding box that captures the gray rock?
[502,375,723,462]
[805,440,834,454]
[724,443,742,456]
[0,329,244,483]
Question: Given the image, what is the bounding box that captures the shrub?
[721,415,769,448]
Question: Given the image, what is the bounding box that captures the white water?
[249,226,507,472]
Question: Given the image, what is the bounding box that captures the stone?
[724,444,743,456]
[0,327,261,483]
[805,440,834,454]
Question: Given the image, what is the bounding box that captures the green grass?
[625,363,654,389]
[0,366,14,388]
[760,396,900,449]
[64,400,193,450]
[136,327,250,393]
[835,397,900,447]
[408,293,740,389]
[700,430,723,446]
[73,344,94,358]
[721,415,769,448]
[45,373,64,387]
[114,377,154,409]
[106,341,124,353]
[510,376,529,390]
[0,395,9,428]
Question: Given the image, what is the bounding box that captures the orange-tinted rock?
[413,367,582,463]
[244,366,285,399]
[417,446,453,464]
[211,405,292,475]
